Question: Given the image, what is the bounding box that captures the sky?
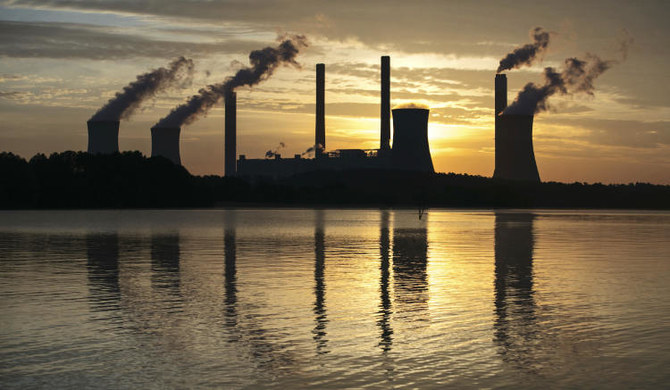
[0,0,668,184]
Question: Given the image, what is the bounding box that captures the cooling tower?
[493,115,540,182]
[391,108,434,173]
[225,90,237,176]
[380,56,391,151]
[315,63,325,157]
[87,120,119,154]
[150,127,181,165]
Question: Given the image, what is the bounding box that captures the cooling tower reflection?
[86,233,121,312]
[150,233,181,297]
[493,212,537,369]
[393,223,429,319]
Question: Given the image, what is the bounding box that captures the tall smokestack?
[151,127,181,165]
[315,63,325,157]
[225,90,237,177]
[493,114,540,182]
[391,108,434,173]
[494,74,507,179]
[380,56,391,151]
[495,74,507,115]
[87,120,119,154]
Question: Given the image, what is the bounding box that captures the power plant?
[236,56,435,179]
[87,120,120,154]
[85,55,541,183]
[151,127,182,165]
[493,74,541,182]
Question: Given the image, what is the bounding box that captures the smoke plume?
[265,142,286,158]
[301,143,323,157]
[497,27,551,73]
[90,57,194,122]
[503,54,616,115]
[155,35,308,128]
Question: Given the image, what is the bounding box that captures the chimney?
[494,74,507,179]
[380,56,391,151]
[493,114,540,182]
[495,74,507,115]
[150,126,181,165]
[391,108,434,173]
[315,63,325,157]
[225,90,237,176]
[87,120,120,154]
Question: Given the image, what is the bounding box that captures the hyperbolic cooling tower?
[87,120,120,154]
[225,90,237,176]
[493,74,540,182]
[151,127,181,165]
[380,56,391,151]
[493,115,540,182]
[315,63,325,157]
[391,108,434,173]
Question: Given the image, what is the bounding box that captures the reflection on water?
[224,210,237,331]
[313,209,328,354]
[86,233,120,312]
[393,224,429,317]
[493,212,537,370]
[1,209,669,389]
[151,233,181,298]
[378,210,393,352]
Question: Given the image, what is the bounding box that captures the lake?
[1,209,669,389]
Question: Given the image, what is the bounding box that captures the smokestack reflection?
[378,210,393,352]
[493,212,537,368]
[150,233,181,298]
[392,224,429,318]
[313,209,328,353]
[86,233,121,312]
[224,209,238,330]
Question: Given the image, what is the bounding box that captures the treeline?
[1,151,669,209]
[0,151,247,208]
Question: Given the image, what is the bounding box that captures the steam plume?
[504,54,615,115]
[393,102,430,110]
[155,35,308,128]
[265,142,286,158]
[497,27,550,73]
[90,57,194,122]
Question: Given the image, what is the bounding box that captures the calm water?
[1,209,669,389]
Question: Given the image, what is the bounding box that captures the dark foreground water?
[1,209,669,389]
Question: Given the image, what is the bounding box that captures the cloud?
[547,117,670,148]
[0,20,262,59]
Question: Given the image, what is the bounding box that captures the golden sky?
[0,0,668,183]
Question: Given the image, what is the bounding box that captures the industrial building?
[493,74,541,182]
[236,56,435,179]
